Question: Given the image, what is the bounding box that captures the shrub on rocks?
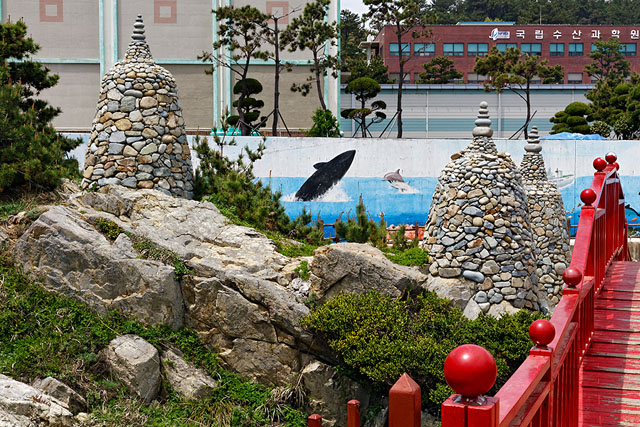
[303,290,544,414]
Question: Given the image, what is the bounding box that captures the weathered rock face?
[11,184,442,424]
[160,348,217,400]
[424,102,548,314]
[105,335,161,404]
[0,374,73,426]
[520,127,571,304]
[31,377,87,414]
[82,15,193,198]
[309,243,429,303]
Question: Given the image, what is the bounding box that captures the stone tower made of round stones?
[520,127,571,305]
[82,15,194,199]
[424,102,548,314]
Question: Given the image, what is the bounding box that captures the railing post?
[389,373,421,427]
[441,344,499,427]
[347,400,361,427]
[308,414,322,427]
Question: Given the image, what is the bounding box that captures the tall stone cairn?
[520,127,570,305]
[424,102,547,314]
[82,15,194,198]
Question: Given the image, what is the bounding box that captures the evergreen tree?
[417,56,463,84]
[345,56,390,84]
[0,20,80,193]
[340,10,368,72]
[474,46,564,139]
[342,77,386,137]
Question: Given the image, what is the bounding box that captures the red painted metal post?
[389,373,421,427]
[347,400,361,427]
[308,414,322,427]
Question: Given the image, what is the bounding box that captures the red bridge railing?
[441,152,631,427]
[307,153,631,427]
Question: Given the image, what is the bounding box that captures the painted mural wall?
[67,135,640,233]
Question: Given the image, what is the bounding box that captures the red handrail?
[441,153,631,427]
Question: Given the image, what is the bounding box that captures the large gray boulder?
[160,348,217,400]
[310,243,429,303]
[104,335,161,403]
[0,374,73,426]
[12,205,184,328]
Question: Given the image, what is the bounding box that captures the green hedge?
[302,290,544,414]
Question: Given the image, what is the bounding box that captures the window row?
[388,72,589,84]
[389,42,638,57]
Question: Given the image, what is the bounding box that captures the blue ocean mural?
[66,134,640,236]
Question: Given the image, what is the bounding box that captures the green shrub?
[95,218,123,240]
[384,247,430,267]
[335,195,387,248]
[294,260,310,280]
[591,120,611,138]
[302,290,544,414]
[307,109,340,137]
[550,101,592,134]
[0,21,81,194]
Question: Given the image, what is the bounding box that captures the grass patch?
[294,261,310,280]
[0,257,306,426]
[383,247,430,267]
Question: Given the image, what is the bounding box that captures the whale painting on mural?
[294,150,356,201]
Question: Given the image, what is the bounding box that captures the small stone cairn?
[82,15,194,198]
[424,102,546,313]
[520,127,570,304]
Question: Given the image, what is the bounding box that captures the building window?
[550,43,564,57]
[467,43,488,57]
[389,73,410,83]
[621,43,637,56]
[496,43,518,53]
[568,43,583,56]
[414,43,435,56]
[567,73,583,84]
[444,43,464,56]
[390,43,410,56]
[521,43,542,56]
[467,73,487,83]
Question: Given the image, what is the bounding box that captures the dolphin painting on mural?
[383,169,404,183]
[294,150,356,201]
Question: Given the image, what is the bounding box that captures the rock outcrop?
[0,374,73,426]
[160,348,217,400]
[424,102,548,314]
[520,127,571,304]
[104,335,161,404]
[82,15,194,198]
[31,377,86,415]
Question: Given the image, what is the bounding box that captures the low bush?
[334,195,387,248]
[302,290,544,415]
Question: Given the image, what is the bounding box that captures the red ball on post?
[529,319,555,347]
[593,157,607,171]
[605,152,617,163]
[563,266,582,288]
[580,188,597,205]
[444,344,497,398]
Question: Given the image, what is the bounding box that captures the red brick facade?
[375,24,640,84]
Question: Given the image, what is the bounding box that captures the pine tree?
[0,20,80,193]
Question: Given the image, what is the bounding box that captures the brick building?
[372,22,640,84]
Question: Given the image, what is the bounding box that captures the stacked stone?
[424,102,545,313]
[520,127,570,304]
[82,15,194,199]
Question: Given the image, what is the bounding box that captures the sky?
[341,0,367,16]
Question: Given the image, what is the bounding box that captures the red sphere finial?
[563,266,583,288]
[605,152,617,163]
[593,157,607,171]
[529,319,555,347]
[581,188,597,205]
[444,344,497,398]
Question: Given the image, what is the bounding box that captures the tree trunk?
[272,19,280,136]
[361,97,366,138]
[314,51,327,111]
[238,60,251,136]
[396,28,403,139]
[525,82,531,140]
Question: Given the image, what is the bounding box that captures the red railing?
[441,152,631,427]
[307,153,632,427]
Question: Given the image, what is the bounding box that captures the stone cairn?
[520,127,570,305]
[424,102,547,313]
[82,15,194,199]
